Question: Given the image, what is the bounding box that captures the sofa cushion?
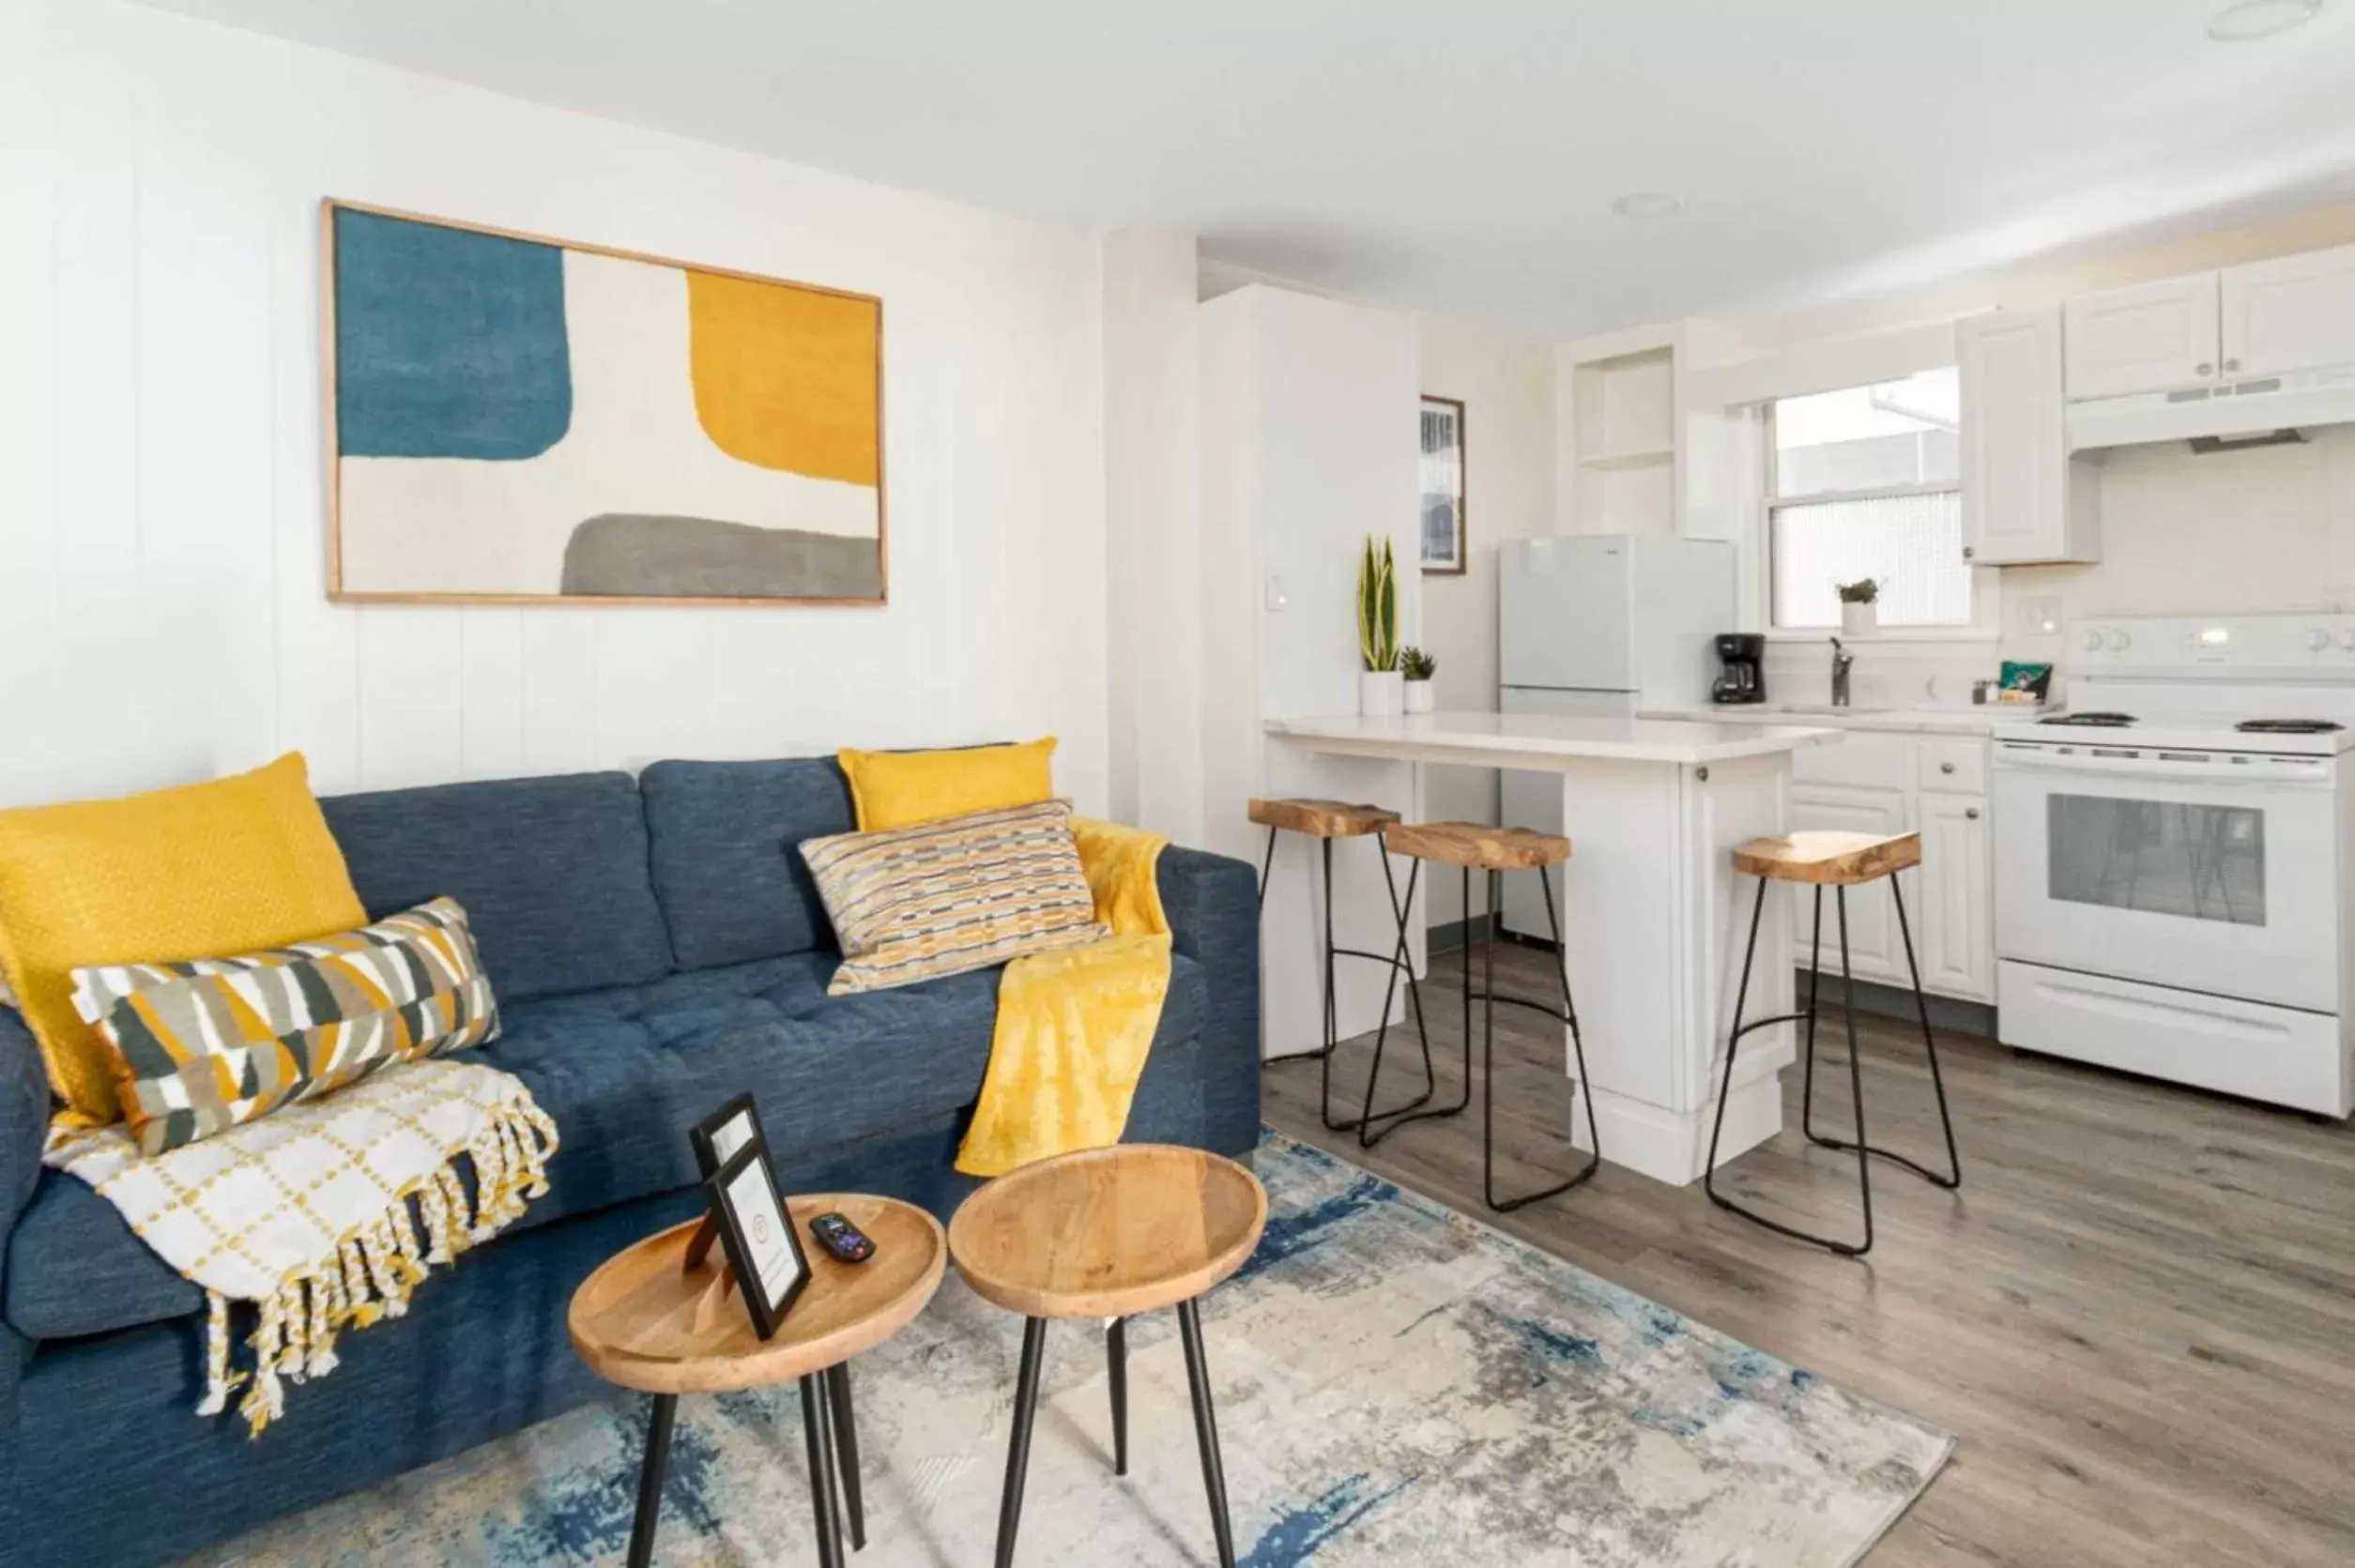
[5,952,1209,1342]
[639,758,854,969]
[320,772,672,1003]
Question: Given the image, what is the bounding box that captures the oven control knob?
[2082,630,2104,651]
[2107,630,2131,651]
[2310,629,2333,651]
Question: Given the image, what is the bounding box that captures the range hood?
[2066,364,2355,453]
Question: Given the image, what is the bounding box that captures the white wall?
[1415,315,1557,928]
[0,0,1109,812]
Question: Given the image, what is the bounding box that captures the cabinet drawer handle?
[1965,807,1980,820]
[2225,358,2240,373]
[1940,761,1956,774]
[2196,361,2214,376]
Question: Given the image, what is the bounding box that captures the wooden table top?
[947,1145,1268,1320]
[569,1193,945,1395]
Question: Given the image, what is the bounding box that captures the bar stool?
[1247,797,1436,1132]
[1356,821,1601,1212]
[1705,830,1963,1259]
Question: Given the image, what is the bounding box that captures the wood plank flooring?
[1262,944,2355,1566]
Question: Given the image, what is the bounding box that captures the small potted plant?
[1357,536,1402,716]
[1399,646,1437,713]
[1836,578,1880,637]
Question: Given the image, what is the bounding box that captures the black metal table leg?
[826,1362,865,1550]
[801,1373,847,1568]
[994,1317,1048,1568]
[626,1393,676,1568]
[1176,1299,1237,1568]
[1108,1317,1129,1476]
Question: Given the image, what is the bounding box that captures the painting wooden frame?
[321,199,888,607]
[1418,394,1466,575]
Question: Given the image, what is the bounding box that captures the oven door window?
[2047,795,2265,926]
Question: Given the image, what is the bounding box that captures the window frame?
[1754,373,1996,644]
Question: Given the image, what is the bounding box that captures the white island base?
[1262,712,1840,1187]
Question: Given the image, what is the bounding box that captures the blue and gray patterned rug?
[207,1133,1950,1566]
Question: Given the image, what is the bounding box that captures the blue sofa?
[0,760,1261,1567]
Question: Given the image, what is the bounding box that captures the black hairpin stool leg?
[826,1362,865,1550]
[802,1372,847,1568]
[1108,1317,1129,1476]
[1705,878,1874,1256]
[1177,1299,1237,1568]
[625,1393,676,1568]
[1800,877,1962,1190]
[993,1317,1048,1568]
[1358,862,1475,1149]
[1479,866,1601,1211]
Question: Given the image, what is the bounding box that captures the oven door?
[1993,743,2340,1012]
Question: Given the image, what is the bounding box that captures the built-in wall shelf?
[1559,328,1682,535]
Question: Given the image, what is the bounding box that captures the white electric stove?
[1992,615,2355,1117]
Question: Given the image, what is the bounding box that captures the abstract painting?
[324,202,885,604]
[1419,393,1465,574]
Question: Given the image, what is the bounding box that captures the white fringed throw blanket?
[43,1058,558,1436]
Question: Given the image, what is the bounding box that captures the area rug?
[201,1132,1950,1566]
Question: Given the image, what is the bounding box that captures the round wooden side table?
[948,1145,1268,1568]
[569,1193,946,1568]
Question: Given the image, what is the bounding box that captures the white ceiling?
[139,0,2355,339]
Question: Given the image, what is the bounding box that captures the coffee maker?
[1712,633,1766,705]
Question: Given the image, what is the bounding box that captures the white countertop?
[1641,703,2023,737]
[1265,710,1842,767]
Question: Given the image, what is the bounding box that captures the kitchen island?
[1262,710,1841,1185]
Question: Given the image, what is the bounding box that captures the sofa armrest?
[1155,845,1261,1156]
[0,1011,46,1289]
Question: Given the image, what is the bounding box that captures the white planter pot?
[1403,679,1435,714]
[1840,601,1877,637]
[1359,669,1404,717]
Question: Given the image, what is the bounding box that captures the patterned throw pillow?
[70,898,499,1154]
[801,799,1108,996]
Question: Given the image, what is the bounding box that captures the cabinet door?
[2220,244,2355,380]
[1787,783,1906,985]
[2062,272,2220,400]
[1960,307,2095,565]
[1917,793,1993,1001]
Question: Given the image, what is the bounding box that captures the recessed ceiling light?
[2207,0,2322,41]
[1612,192,1682,221]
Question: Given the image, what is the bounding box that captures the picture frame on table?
[1419,393,1466,574]
[703,1131,813,1340]
[690,1093,768,1179]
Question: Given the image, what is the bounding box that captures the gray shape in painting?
[560,515,882,600]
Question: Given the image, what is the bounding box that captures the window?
[1767,369,1968,630]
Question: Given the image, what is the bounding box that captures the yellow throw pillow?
[836,738,1057,831]
[0,753,367,1123]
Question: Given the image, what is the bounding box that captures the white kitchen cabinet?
[2221,243,2355,380]
[1786,782,1905,983]
[1959,306,2101,566]
[1788,731,1994,1003]
[1916,791,1993,1000]
[2061,272,2221,400]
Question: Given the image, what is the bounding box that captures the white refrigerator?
[1496,534,1736,939]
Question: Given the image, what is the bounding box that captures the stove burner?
[2038,711,2136,727]
[2236,719,2347,735]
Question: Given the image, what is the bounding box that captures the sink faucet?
[1829,636,1855,708]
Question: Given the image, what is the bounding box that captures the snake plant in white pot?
[1356,536,1402,716]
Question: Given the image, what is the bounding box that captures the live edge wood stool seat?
[1706,830,1962,1259]
[569,1194,947,1568]
[949,1144,1269,1568]
[1356,820,1601,1212]
[1246,796,1437,1134]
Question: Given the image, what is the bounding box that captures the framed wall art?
[322,200,886,605]
[1418,394,1465,574]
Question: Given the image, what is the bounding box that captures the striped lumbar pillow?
[801,799,1108,997]
[70,897,500,1154]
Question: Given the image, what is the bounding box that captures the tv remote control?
[808,1211,875,1263]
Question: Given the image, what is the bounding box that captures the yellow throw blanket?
[956,816,1171,1177]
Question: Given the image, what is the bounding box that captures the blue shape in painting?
[334,207,573,460]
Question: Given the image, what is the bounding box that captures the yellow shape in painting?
[686,272,879,487]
